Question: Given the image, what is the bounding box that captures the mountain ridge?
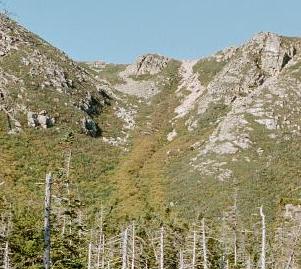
[1,14,301,268]
[1,14,301,227]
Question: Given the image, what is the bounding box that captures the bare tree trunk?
[97,209,104,268]
[260,206,266,269]
[234,230,238,267]
[179,249,184,269]
[88,242,93,269]
[201,218,208,269]
[192,229,196,269]
[102,234,105,269]
[160,226,164,269]
[221,213,227,269]
[122,228,128,269]
[131,222,135,269]
[246,254,252,269]
[44,173,52,269]
[4,241,10,269]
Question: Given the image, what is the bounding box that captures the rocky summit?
[1,14,301,268]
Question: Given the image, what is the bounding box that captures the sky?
[3,0,301,63]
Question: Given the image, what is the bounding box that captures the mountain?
[1,14,301,268]
[89,33,301,224]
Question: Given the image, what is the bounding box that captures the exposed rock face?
[252,32,296,76]
[27,110,54,129]
[197,33,297,111]
[115,55,166,99]
[81,117,100,137]
[165,32,301,183]
[0,15,19,57]
[284,204,301,222]
[214,47,238,62]
[174,60,205,119]
[27,111,38,128]
[0,15,112,137]
[115,73,158,99]
[78,91,101,115]
[167,129,177,141]
[125,54,170,76]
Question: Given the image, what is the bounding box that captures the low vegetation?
[193,58,228,86]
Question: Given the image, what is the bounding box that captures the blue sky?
[3,0,301,63]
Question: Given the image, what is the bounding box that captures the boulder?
[27,111,38,127]
[78,92,100,115]
[81,117,100,137]
[27,110,54,129]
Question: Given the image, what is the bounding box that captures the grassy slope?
[193,57,228,86]
[65,56,301,228]
[103,60,183,221]
[1,18,301,232]
[119,55,301,228]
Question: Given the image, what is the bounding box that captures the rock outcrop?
[81,117,100,137]
[0,15,111,137]
[125,54,170,76]
[252,32,296,76]
[27,110,54,129]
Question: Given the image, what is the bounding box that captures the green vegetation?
[128,73,158,81]
[1,15,301,268]
[193,58,228,86]
[96,64,127,85]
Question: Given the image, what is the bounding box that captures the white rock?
[167,129,177,142]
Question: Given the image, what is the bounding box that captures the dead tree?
[160,227,164,269]
[246,254,252,269]
[97,208,105,269]
[101,234,105,268]
[201,218,208,269]
[88,242,92,269]
[220,213,227,269]
[192,228,196,269]
[260,206,266,269]
[44,173,52,269]
[122,227,129,269]
[3,241,10,269]
[131,222,135,269]
[179,249,184,269]
[0,206,12,269]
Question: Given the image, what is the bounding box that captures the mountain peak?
[126,53,170,76]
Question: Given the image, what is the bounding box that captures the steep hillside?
[0,14,126,224]
[90,33,301,225]
[1,15,301,268]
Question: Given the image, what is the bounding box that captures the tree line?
[1,151,301,268]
